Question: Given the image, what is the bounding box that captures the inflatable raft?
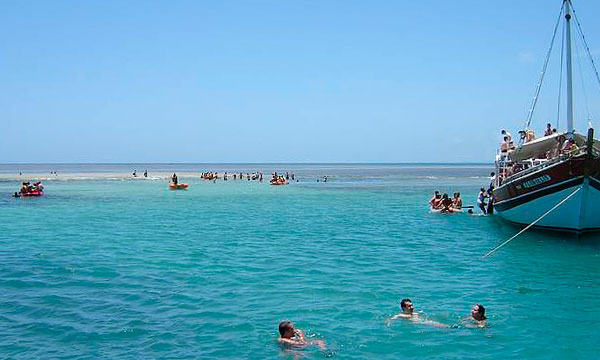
[169,184,188,190]
[20,191,44,197]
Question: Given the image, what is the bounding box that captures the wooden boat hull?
[494,155,600,232]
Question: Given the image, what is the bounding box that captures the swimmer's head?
[471,304,486,321]
[279,320,295,338]
[400,298,413,314]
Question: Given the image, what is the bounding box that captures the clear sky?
[1,0,600,163]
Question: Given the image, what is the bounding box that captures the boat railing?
[501,148,587,184]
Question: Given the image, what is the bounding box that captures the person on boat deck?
[544,123,553,136]
[562,138,579,154]
[133,170,137,177]
[278,321,326,350]
[477,187,488,214]
[171,173,178,185]
[463,304,488,328]
[519,129,536,143]
[143,170,148,178]
[452,192,463,209]
[501,129,512,142]
[500,137,509,153]
[488,172,496,190]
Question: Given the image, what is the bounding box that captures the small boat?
[270,180,288,186]
[169,184,188,190]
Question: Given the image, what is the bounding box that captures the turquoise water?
[1,164,599,359]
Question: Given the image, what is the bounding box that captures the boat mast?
[565,0,574,137]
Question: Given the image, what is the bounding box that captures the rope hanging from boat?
[573,28,592,122]
[571,4,600,93]
[483,186,581,258]
[524,2,565,131]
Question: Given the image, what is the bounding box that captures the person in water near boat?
[389,299,449,327]
[429,191,442,209]
[440,193,455,212]
[452,192,463,209]
[477,188,488,214]
[172,173,178,185]
[462,304,488,328]
[278,321,326,350]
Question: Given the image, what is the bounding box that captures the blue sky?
[1,0,599,163]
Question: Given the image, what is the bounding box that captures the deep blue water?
[1,164,599,359]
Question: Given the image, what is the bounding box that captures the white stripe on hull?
[495,182,600,231]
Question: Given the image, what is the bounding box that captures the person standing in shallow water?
[477,188,488,214]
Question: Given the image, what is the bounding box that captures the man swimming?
[389,299,448,327]
[278,321,326,350]
[390,298,417,321]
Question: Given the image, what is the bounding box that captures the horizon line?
[1,161,494,166]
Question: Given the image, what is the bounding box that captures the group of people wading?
[168,171,297,185]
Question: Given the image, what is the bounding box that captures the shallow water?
[1,164,599,359]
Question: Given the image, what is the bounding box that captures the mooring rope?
[483,186,582,258]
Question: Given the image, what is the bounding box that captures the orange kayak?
[169,184,188,190]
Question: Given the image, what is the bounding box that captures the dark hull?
[494,155,600,232]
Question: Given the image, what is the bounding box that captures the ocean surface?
[1,163,599,359]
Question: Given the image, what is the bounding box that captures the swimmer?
[462,304,488,328]
[390,298,418,321]
[278,321,326,350]
[389,299,449,327]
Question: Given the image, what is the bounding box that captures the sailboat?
[492,0,600,232]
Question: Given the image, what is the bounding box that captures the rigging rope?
[573,28,592,123]
[571,4,600,92]
[524,2,565,131]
